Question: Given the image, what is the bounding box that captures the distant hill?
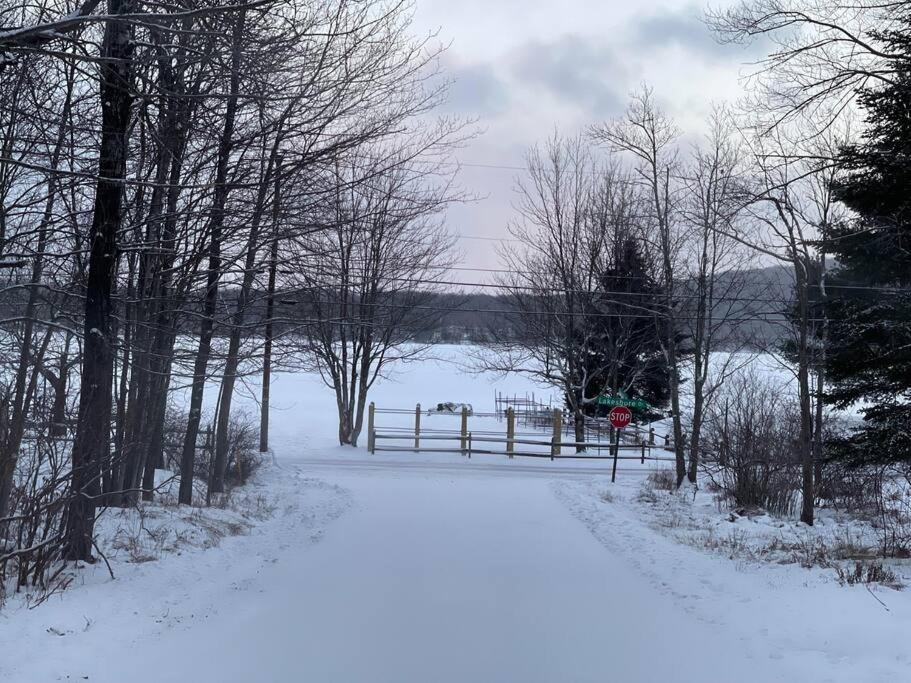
[416,264,798,349]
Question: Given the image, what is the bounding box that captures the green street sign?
[597,395,649,410]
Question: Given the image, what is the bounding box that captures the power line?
[459,161,526,173]
[282,264,911,301]
[289,231,911,294]
[285,297,828,324]
[452,233,522,243]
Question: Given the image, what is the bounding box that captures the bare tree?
[64,0,136,561]
[730,123,844,525]
[678,108,757,484]
[591,87,690,486]
[259,154,282,453]
[488,134,605,448]
[177,5,249,501]
[707,0,902,135]
[483,133,666,449]
[289,144,459,446]
[202,0,467,486]
[0,55,79,522]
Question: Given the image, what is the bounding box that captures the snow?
[3,345,911,681]
[555,478,911,681]
[1,469,351,682]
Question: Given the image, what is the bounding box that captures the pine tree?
[573,233,670,421]
[827,13,911,465]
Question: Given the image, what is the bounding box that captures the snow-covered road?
[5,455,846,683]
[7,454,911,681]
[139,463,745,683]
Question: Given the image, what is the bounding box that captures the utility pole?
[260,154,282,452]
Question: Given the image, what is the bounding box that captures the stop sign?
[608,406,632,429]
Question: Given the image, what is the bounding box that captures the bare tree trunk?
[64,0,134,561]
[688,383,705,484]
[813,251,828,491]
[260,157,281,453]
[156,36,194,505]
[655,168,686,488]
[796,261,815,525]
[50,335,73,437]
[348,338,374,446]
[211,137,280,494]
[211,330,243,491]
[687,248,710,485]
[117,335,150,504]
[350,389,368,447]
[117,111,161,505]
[667,336,686,487]
[140,346,174,500]
[179,8,246,504]
[179,322,216,505]
[109,261,132,504]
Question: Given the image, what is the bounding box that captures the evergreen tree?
[571,233,670,421]
[827,13,911,465]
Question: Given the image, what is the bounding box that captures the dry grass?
[647,467,676,492]
[103,485,271,565]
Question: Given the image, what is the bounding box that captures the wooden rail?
[367,400,675,481]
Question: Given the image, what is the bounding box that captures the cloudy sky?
[410,0,765,275]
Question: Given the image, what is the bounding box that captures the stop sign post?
[607,406,633,484]
[608,406,632,429]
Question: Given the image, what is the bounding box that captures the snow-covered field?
[2,345,910,682]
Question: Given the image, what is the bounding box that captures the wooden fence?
[367,402,675,481]
[493,391,671,448]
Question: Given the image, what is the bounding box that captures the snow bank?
[0,465,351,682]
[554,476,911,681]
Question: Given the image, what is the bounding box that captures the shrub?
[816,461,882,515]
[874,472,911,559]
[647,467,676,492]
[163,408,263,491]
[834,561,901,589]
[701,372,802,517]
[224,412,263,487]
[1,434,71,603]
[636,484,659,504]
[161,407,189,472]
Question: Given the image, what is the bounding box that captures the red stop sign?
[608,406,632,429]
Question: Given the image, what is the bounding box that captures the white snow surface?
[3,345,911,682]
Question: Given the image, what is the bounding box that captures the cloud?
[440,62,511,117]
[508,35,626,119]
[628,5,770,60]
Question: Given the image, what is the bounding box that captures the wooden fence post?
[641,441,646,465]
[460,405,469,455]
[649,427,655,445]
[414,403,421,452]
[551,408,562,459]
[368,402,375,454]
[506,407,515,458]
